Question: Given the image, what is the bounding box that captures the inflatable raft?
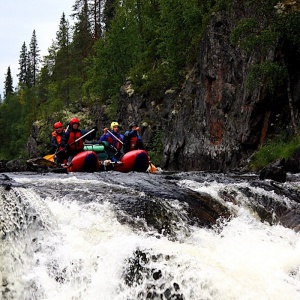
[114,150,150,173]
[66,148,151,173]
[32,143,156,173]
[67,151,100,172]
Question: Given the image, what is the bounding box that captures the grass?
[251,134,300,170]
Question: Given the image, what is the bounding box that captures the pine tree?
[103,0,116,31]
[4,66,14,98]
[90,0,104,39]
[56,13,71,49]
[28,30,40,87]
[69,0,94,100]
[72,0,93,60]
[53,13,72,105]
[18,42,28,85]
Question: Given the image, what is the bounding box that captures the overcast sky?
[0,0,75,98]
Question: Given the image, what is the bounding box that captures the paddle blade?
[149,163,157,173]
[43,154,55,162]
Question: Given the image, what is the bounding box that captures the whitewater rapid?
[1,172,300,299]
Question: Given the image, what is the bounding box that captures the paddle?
[43,154,55,162]
[43,128,96,162]
[148,162,157,173]
[107,129,124,145]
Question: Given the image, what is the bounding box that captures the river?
[1,170,300,299]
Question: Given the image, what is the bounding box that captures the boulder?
[286,148,300,173]
[259,158,287,183]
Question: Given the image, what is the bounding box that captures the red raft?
[67,151,100,172]
[114,150,150,173]
[66,149,150,173]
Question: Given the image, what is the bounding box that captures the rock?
[259,158,287,183]
[285,147,300,173]
[0,159,27,172]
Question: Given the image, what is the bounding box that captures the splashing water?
[1,172,300,300]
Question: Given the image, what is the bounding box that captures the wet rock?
[0,159,27,172]
[286,147,300,173]
[259,158,287,183]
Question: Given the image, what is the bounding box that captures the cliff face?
[26,3,300,172]
[118,4,300,171]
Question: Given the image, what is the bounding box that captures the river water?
[1,170,300,300]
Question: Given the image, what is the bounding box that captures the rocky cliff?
[117,2,300,172]
[25,2,300,173]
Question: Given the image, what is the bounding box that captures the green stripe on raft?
[84,144,105,152]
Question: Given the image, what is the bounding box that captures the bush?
[251,134,300,169]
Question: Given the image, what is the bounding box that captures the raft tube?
[84,144,109,161]
[67,151,100,172]
[114,150,150,173]
[83,144,105,152]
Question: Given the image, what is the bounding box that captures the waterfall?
[1,172,300,299]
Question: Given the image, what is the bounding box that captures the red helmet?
[54,122,63,129]
[70,117,80,126]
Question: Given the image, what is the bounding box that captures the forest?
[1,0,300,163]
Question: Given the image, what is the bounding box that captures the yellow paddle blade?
[149,163,157,173]
[43,154,55,162]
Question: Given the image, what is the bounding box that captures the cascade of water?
[1,172,300,299]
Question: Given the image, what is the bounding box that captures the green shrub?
[251,135,300,169]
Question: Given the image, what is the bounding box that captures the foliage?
[230,1,300,95]
[0,92,28,159]
[279,11,300,45]
[1,0,300,161]
[85,0,210,101]
[230,18,279,53]
[4,67,14,98]
[28,30,40,87]
[251,134,300,170]
[246,61,288,94]
[147,130,164,166]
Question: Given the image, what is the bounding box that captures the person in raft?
[51,121,67,164]
[123,122,145,154]
[98,121,124,162]
[60,117,97,164]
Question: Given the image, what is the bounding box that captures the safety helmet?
[54,121,63,129]
[111,121,119,129]
[129,122,138,129]
[70,117,80,126]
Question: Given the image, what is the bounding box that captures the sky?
[0,0,75,98]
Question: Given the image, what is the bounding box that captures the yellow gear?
[110,121,119,129]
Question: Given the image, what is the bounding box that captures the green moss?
[251,134,300,170]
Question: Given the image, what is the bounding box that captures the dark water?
[1,171,300,299]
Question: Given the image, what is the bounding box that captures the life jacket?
[67,130,84,151]
[52,131,64,150]
[107,134,122,151]
[129,136,138,151]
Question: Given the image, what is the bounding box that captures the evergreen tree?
[18,42,28,85]
[56,13,71,49]
[102,0,117,31]
[72,0,93,60]
[88,0,104,39]
[69,0,94,101]
[4,66,14,98]
[28,30,40,87]
[26,51,34,88]
[53,13,72,105]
